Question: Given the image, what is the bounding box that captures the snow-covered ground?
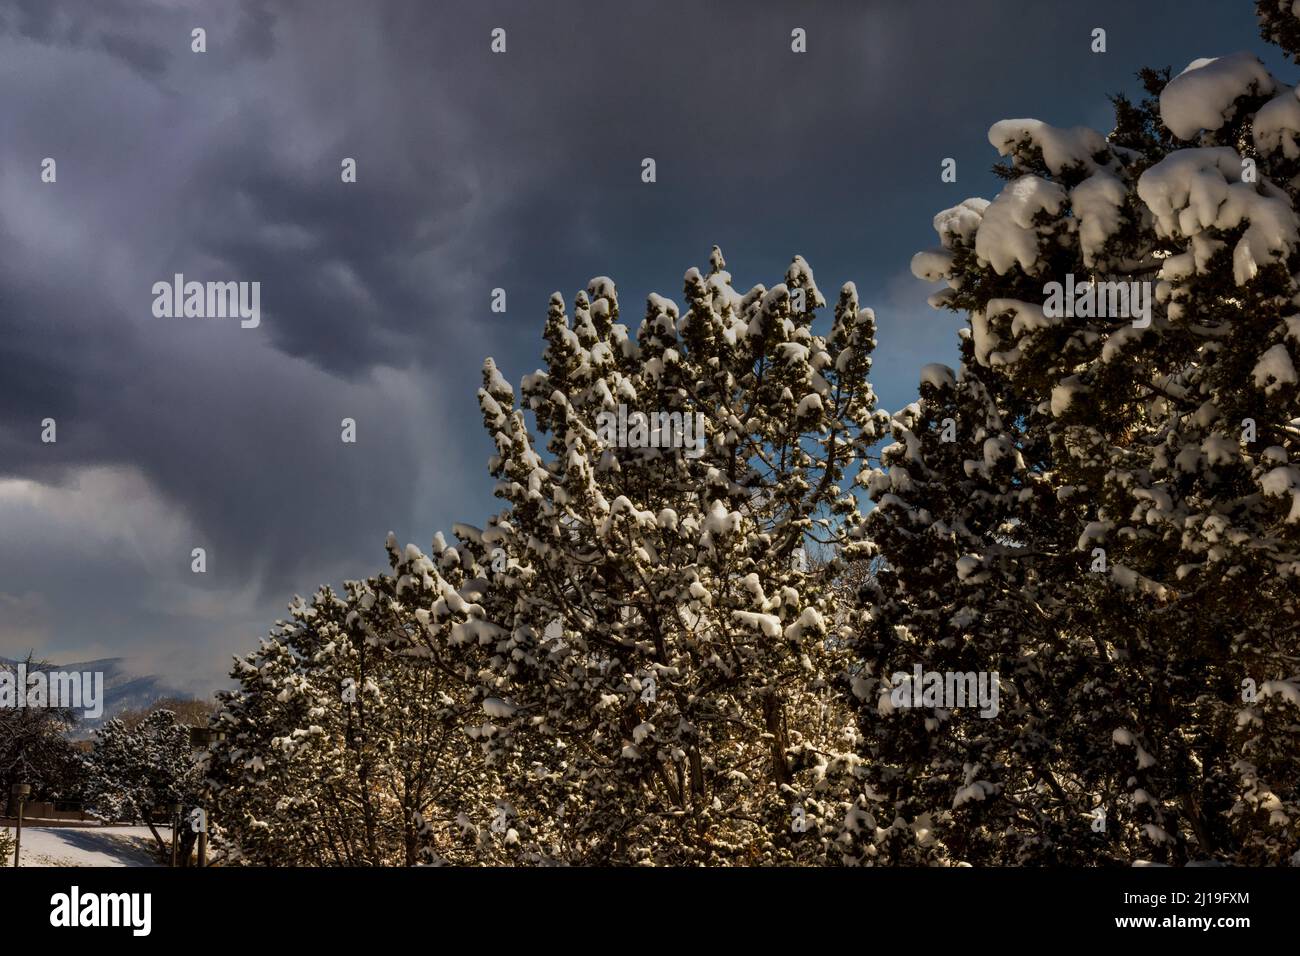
[2,826,165,867]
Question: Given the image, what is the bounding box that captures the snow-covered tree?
[0,655,89,806]
[838,354,1084,864]
[84,709,204,859]
[208,566,500,866]
[405,249,885,864]
[1258,0,1300,64]
[857,25,1300,865]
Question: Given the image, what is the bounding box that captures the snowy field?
[3,826,164,867]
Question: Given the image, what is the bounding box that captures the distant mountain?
[0,656,196,735]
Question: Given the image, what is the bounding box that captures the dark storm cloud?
[95,31,170,78]
[0,0,277,80]
[0,0,1278,689]
[0,0,510,685]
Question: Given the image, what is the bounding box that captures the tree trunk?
[761,691,793,786]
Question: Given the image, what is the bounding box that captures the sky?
[0,0,1286,694]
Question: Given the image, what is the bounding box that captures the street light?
[10,783,30,868]
[188,717,224,867]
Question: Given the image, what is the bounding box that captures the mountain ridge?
[0,656,198,734]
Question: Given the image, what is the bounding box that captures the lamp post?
[10,783,30,868]
[189,720,224,867]
[191,726,210,866]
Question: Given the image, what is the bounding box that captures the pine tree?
[84,710,204,858]
[208,570,498,866]
[407,249,885,864]
[859,27,1300,864]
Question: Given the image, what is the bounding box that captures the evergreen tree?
[856,33,1300,864]
[408,249,884,864]
[208,570,498,866]
[84,710,203,859]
